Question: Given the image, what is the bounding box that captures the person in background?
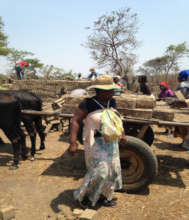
[175,70,189,150]
[177,70,189,98]
[68,75,125,209]
[88,68,99,80]
[57,87,67,98]
[113,76,123,96]
[77,73,82,80]
[15,61,29,80]
[69,88,88,97]
[137,75,152,95]
[157,81,174,101]
[113,76,123,87]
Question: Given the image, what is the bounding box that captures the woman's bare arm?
[68,108,87,155]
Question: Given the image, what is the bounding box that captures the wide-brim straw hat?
[87,75,121,90]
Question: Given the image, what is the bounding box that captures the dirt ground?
[1,123,189,220]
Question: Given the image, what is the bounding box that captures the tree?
[39,65,68,79]
[24,58,43,79]
[39,65,54,79]
[164,42,189,75]
[138,56,170,77]
[138,42,189,78]
[6,48,35,77]
[7,48,34,65]
[0,16,10,56]
[85,7,139,77]
[52,67,67,79]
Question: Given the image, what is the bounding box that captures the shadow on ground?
[50,189,123,213]
[42,149,86,180]
[50,189,79,213]
[0,143,13,166]
[154,138,184,151]
[58,133,69,143]
[153,154,189,188]
[0,142,42,167]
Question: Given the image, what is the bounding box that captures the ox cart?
[21,108,189,193]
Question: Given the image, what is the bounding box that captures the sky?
[0,0,189,76]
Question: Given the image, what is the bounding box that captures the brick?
[118,108,153,119]
[79,209,99,220]
[0,206,15,220]
[115,96,136,109]
[136,95,156,108]
[73,208,84,216]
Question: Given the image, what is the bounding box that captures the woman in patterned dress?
[68,75,126,208]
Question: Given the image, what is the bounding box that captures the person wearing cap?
[177,70,189,98]
[68,75,125,208]
[15,61,29,80]
[157,81,174,101]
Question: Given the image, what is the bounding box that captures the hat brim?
[87,84,121,91]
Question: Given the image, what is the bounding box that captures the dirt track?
[1,125,189,220]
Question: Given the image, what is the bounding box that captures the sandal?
[98,195,117,204]
[76,196,92,209]
[102,199,117,207]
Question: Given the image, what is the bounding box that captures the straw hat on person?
[87,75,120,90]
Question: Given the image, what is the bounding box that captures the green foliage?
[39,65,75,80]
[0,17,10,56]
[85,7,139,76]
[6,48,44,78]
[7,48,34,65]
[24,58,43,79]
[139,42,189,78]
[166,42,189,58]
[61,72,75,80]
[39,65,54,79]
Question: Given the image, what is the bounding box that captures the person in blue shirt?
[88,68,99,80]
[177,70,189,98]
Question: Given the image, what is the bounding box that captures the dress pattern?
[74,110,122,207]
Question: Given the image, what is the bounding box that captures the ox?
[0,93,27,169]
[0,90,46,159]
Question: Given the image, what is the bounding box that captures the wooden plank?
[21,109,60,116]
[152,109,174,121]
[53,94,69,104]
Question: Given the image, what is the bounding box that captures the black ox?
[0,93,27,169]
[0,90,46,161]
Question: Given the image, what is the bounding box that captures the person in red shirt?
[15,61,29,80]
[157,81,174,100]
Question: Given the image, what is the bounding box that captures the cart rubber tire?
[120,135,158,193]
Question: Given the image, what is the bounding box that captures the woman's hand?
[119,137,127,147]
[69,108,87,156]
[68,142,78,156]
[119,132,127,147]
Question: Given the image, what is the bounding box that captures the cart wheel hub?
[120,149,145,184]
